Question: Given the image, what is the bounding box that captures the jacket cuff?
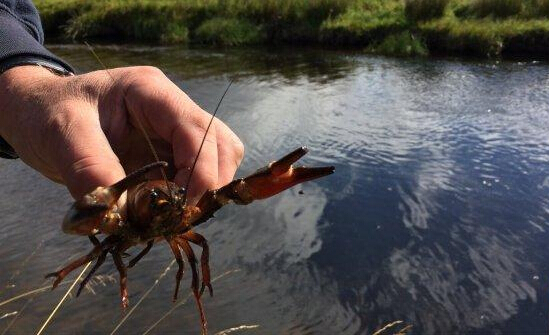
[0,9,74,74]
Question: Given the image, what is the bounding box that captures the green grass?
[320,1,408,44]
[367,31,429,56]
[36,0,351,44]
[194,18,264,45]
[35,0,549,58]
[535,0,549,17]
[71,4,192,43]
[472,0,523,18]
[419,16,549,56]
[405,0,450,22]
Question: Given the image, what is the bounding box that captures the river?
[1,45,548,334]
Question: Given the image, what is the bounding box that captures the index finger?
[123,67,219,199]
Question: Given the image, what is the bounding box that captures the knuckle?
[127,66,167,91]
[136,66,165,78]
[216,119,244,165]
[233,138,245,163]
[191,110,216,135]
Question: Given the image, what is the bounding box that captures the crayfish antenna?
[108,161,168,197]
[85,41,174,201]
[183,80,233,206]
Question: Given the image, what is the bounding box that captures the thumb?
[52,105,126,199]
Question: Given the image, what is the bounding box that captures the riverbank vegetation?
[36,0,549,58]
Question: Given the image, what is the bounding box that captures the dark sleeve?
[0,0,74,72]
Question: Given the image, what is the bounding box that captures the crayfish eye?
[150,190,159,205]
[178,187,186,196]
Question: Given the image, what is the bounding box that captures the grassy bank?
[35,0,549,58]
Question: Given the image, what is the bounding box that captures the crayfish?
[45,45,333,333]
[46,146,334,333]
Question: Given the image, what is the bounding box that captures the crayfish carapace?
[46,146,334,334]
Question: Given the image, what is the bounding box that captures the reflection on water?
[1,45,548,334]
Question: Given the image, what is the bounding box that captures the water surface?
[1,45,548,334]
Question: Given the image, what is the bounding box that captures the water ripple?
[1,46,548,333]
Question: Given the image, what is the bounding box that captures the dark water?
[1,45,549,334]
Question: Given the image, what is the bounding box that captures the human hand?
[0,65,244,201]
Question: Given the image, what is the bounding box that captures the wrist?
[0,54,73,96]
[0,64,58,87]
[0,65,60,157]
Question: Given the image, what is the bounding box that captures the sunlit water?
[1,45,548,334]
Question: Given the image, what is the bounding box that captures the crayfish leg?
[45,235,118,289]
[45,252,98,289]
[77,249,108,297]
[175,237,208,335]
[89,235,100,247]
[166,238,184,302]
[111,244,131,309]
[128,240,154,268]
[180,231,212,297]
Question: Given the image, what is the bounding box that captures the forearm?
[0,0,74,158]
[0,64,66,177]
[0,65,57,145]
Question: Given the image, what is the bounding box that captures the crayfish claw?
[233,147,335,201]
[270,146,308,176]
[62,162,168,236]
[62,202,110,235]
